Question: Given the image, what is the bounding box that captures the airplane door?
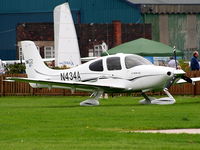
[105,57,126,78]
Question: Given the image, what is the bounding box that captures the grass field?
[0,95,200,150]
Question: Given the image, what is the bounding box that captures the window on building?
[89,59,103,71]
[18,47,24,60]
[88,49,94,57]
[44,46,54,58]
[106,57,121,70]
[94,45,103,57]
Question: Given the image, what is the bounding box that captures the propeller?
[165,46,194,89]
[173,46,178,69]
[165,74,194,89]
[181,75,193,84]
[165,76,177,89]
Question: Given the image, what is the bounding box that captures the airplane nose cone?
[165,68,185,78]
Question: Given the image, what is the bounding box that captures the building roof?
[141,5,200,14]
[103,38,183,57]
[126,0,200,4]
[126,0,200,14]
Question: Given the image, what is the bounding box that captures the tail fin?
[54,3,81,67]
[21,41,54,78]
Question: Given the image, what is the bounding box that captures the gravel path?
[133,129,200,134]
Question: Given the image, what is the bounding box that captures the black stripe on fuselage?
[82,74,164,82]
[34,69,165,83]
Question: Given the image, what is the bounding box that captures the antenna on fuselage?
[173,46,177,69]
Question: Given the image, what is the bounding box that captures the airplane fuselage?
[30,53,178,93]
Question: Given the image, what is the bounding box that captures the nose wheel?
[140,88,176,105]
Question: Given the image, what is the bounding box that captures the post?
[0,75,3,96]
[193,71,197,96]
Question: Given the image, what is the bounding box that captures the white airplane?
[6,41,200,106]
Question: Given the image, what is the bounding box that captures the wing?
[176,77,200,84]
[6,77,130,93]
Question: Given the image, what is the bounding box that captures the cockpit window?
[125,55,152,69]
[89,59,103,71]
[107,57,122,70]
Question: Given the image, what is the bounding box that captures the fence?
[0,74,89,96]
[1,72,200,96]
[169,71,200,95]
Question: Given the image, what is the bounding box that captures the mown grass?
[0,96,200,149]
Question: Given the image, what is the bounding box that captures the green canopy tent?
[102,38,183,57]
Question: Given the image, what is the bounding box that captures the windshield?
[125,55,152,69]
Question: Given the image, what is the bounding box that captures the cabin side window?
[89,59,103,71]
[106,57,122,70]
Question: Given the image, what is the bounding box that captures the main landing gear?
[139,88,176,105]
[80,91,103,106]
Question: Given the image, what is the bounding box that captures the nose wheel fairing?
[140,88,176,105]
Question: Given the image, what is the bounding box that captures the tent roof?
[103,38,183,57]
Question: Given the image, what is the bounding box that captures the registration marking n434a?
[60,71,81,81]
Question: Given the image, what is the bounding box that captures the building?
[0,0,142,60]
[128,0,200,59]
[16,22,151,59]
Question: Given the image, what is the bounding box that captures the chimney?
[113,20,122,46]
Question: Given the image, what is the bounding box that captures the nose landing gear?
[139,88,176,105]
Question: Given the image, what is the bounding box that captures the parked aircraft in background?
[0,59,5,74]
[1,58,55,65]
[54,3,81,67]
[6,41,200,106]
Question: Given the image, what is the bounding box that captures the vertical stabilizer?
[21,41,53,78]
[54,3,81,67]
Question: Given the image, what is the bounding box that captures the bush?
[5,63,26,74]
